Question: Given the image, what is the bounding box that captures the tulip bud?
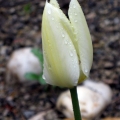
[42,0,93,88]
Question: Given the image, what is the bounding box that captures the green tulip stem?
[70,86,82,120]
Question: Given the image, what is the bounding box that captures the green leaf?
[23,3,31,14]
[25,73,39,81]
[31,48,43,65]
[25,48,46,85]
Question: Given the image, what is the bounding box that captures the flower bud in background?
[42,0,93,88]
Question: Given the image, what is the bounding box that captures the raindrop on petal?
[75,13,77,16]
[48,10,51,14]
[42,75,46,80]
[85,69,88,73]
[75,20,77,23]
[69,52,73,57]
[62,34,65,38]
[73,5,76,8]
[64,40,68,45]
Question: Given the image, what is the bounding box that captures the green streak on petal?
[78,65,87,84]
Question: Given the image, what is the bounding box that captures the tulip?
[42,0,93,88]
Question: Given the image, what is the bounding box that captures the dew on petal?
[74,80,78,86]
[48,10,51,14]
[75,13,77,16]
[62,34,65,38]
[75,20,77,23]
[85,69,88,73]
[64,40,68,45]
[74,81,77,84]
[73,5,76,8]
[69,52,73,57]
[42,75,46,80]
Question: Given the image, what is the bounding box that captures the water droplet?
[85,69,88,73]
[75,13,77,16]
[69,52,73,57]
[75,20,77,23]
[52,17,54,20]
[42,75,46,80]
[73,5,76,8]
[48,10,51,14]
[62,34,65,38]
[74,81,78,85]
[64,40,68,45]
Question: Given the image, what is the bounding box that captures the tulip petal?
[50,0,59,8]
[58,8,79,56]
[50,0,79,55]
[42,2,80,87]
[68,0,93,77]
[78,65,87,84]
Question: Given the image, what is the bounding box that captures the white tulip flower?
[42,0,93,88]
